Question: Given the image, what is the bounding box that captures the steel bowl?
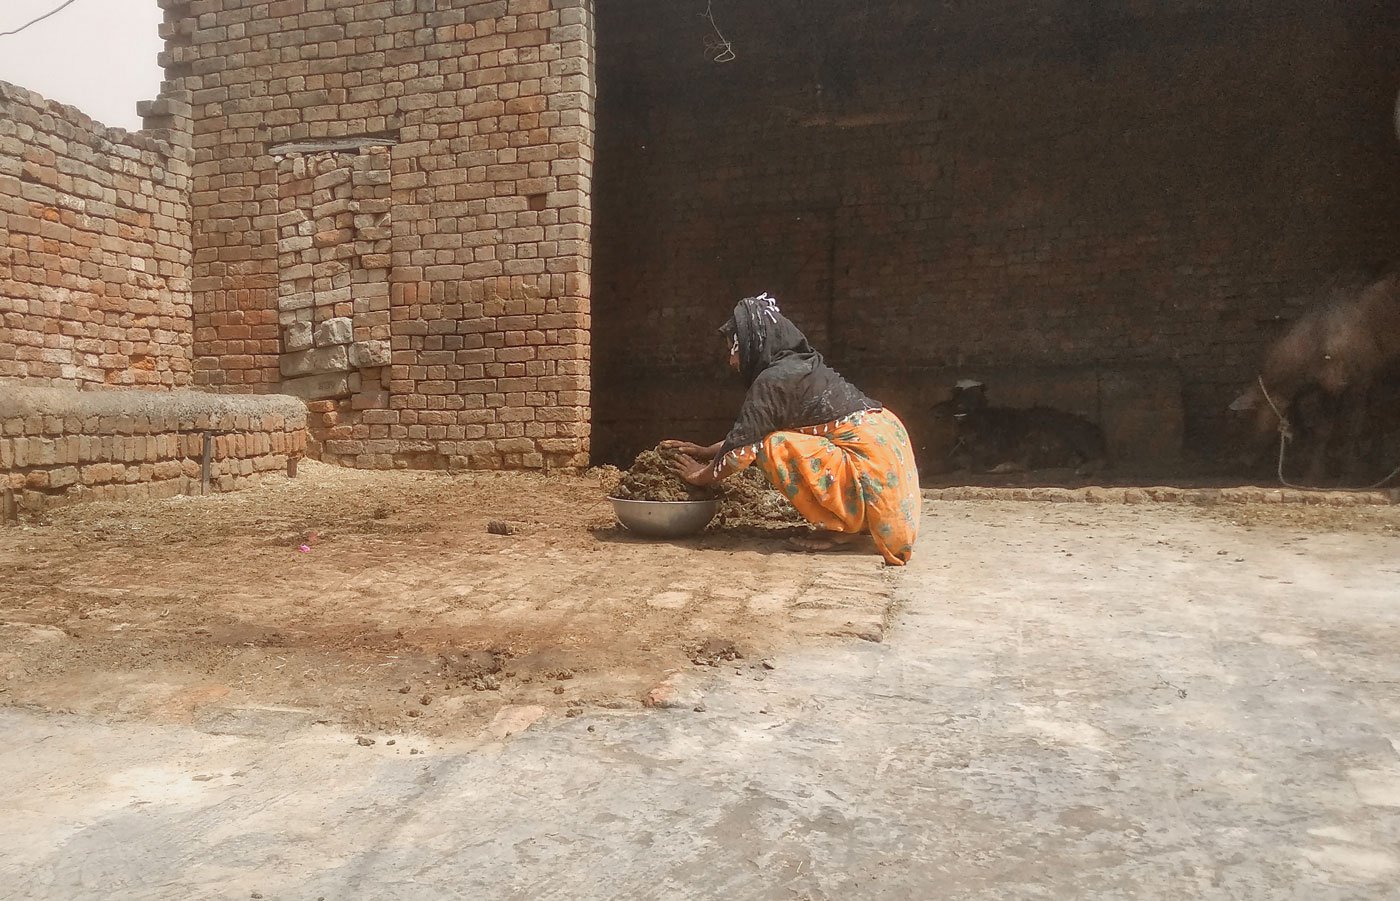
[608,497,720,538]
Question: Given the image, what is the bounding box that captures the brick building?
[4,0,1400,504]
[167,0,596,472]
[592,1,1400,468]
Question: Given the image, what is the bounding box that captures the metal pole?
[201,431,213,496]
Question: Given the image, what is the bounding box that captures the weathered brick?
[280,346,350,377]
[284,321,314,352]
[314,316,355,347]
[350,339,392,368]
[283,372,358,400]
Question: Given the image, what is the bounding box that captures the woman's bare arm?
[659,439,723,461]
[672,453,722,487]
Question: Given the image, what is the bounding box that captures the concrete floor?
[4,501,1400,900]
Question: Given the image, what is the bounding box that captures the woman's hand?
[660,439,721,461]
[672,453,717,487]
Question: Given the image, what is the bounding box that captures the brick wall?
[168,0,595,470]
[1,387,306,510]
[0,81,194,390]
[592,0,1400,468]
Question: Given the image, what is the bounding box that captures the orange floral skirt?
[717,408,921,565]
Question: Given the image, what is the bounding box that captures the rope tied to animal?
[1256,374,1400,492]
[1256,375,1309,490]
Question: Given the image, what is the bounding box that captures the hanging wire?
[701,0,735,63]
[0,0,85,39]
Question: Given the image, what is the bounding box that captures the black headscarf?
[717,294,879,457]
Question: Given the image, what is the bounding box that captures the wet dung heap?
[610,446,803,528]
[715,468,805,528]
[611,448,715,502]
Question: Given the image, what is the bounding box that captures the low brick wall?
[1,388,307,510]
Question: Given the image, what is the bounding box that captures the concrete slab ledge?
[924,485,1399,506]
[0,387,306,427]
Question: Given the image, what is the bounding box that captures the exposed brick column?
[173,0,595,470]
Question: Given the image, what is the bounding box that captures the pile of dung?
[584,464,623,497]
[611,448,716,502]
[715,467,804,528]
[608,446,803,528]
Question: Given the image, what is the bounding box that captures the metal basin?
[609,497,719,538]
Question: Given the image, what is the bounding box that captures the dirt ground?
[3,464,1397,742]
[7,492,1400,898]
[0,463,894,737]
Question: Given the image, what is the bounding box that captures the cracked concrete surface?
[3,500,1400,900]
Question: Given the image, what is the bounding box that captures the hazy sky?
[0,0,164,131]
